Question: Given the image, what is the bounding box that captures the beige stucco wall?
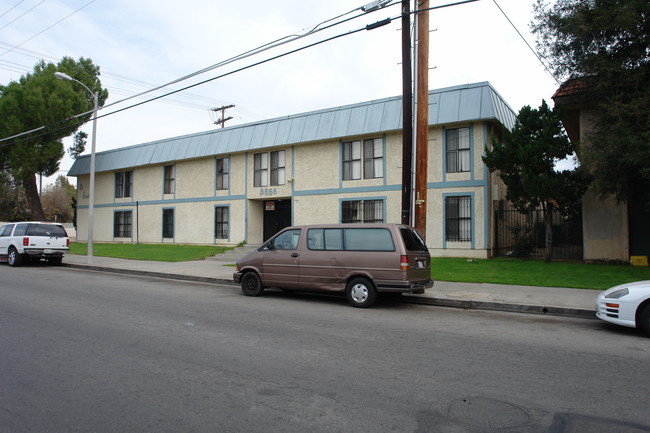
[73,121,498,258]
[578,108,630,261]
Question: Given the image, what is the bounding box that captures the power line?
[0,0,99,58]
[491,0,561,85]
[0,1,26,19]
[0,9,398,149]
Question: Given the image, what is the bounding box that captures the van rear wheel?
[346,277,376,308]
[241,272,264,297]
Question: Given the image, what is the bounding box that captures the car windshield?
[27,224,67,238]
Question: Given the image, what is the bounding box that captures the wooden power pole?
[414,0,429,239]
[401,0,413,226]
[211,104,235,128]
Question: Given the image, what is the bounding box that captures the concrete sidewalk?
[62,254,598,320]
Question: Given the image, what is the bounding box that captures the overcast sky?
[0,0,561,186]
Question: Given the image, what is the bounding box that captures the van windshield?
[400,228,428,251]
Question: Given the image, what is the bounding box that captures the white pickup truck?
[0,221,70,266]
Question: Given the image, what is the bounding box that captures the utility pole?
[211,104,235,128]
[414,0,429,239]
[401,0,413,226]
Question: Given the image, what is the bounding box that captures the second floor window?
[342,138,383,180]
[270,150,285,186]
[254,153,268,187]
[446,127,470,173]
[164,165,174,194]
[216,157,229,190]
[115,171,133,198]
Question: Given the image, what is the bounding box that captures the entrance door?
[263,199,292,241]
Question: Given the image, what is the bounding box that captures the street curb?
[63,263,596,320]
[401,294,596,320]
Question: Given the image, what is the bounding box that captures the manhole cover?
[447,396,531,429]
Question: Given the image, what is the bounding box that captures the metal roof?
[68,82,515,176]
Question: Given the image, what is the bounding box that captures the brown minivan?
[233,223,433,308]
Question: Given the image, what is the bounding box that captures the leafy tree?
[483,101,589,262]
[532,0,650,202]
[0,56,108,220]
[41,175,76,223]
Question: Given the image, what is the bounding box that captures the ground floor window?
[215,207,229,239]
[445,196,471,242]
[162,208,174,238]
[341,199,384,223]
[114,210,133,238]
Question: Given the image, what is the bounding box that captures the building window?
[114,210,133,238]
[216,157,229,190]
[445,196,471,242]
[162,209,174,239]
[164,165,175,194]
[115,171,133,198]
[254,153,268,187]
[446,127,470,173]
[215,207,229,239]
[343,138,383,180]
[270,150,285,186]
[341,200,384,223]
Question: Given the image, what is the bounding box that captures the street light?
[55,71,99,265]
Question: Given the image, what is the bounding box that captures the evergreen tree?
[533,0,650,201]
[0,57,107,220]
[483,101,589,262]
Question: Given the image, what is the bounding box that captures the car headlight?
[605,288,629,299]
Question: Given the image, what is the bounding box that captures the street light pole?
[54,72,98,265]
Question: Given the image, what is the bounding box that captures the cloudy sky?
[0,0,560,186]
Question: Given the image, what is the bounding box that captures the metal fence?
[493,201,583,260]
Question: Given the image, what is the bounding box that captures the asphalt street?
[1,265,649,432]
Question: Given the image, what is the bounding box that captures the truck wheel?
[638,303,650,337]
[8,247,23,267]
[346,277,376,308]
[241,272,264,297]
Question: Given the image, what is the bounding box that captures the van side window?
[273,229,301,250]
[400,227,428,251]
[0,224,14,236]
[344,228,395,251]
[13,224,28,236]
[308,229,343,251]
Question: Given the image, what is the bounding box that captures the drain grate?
[446,396,531,429]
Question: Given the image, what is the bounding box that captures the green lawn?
[69,243,650,290]
[431,257,650,290]
[69,242,233,262]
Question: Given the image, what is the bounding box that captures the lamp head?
[54,72,73,81]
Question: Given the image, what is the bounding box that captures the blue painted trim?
[469,123,475,181]
[77,195,247,209]
[483,124,490,249]
[338,196,387,223]
[442,192,475,249]
[382,134,387,186]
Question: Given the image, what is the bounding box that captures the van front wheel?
[346,277,376,308]
[241,272,264,297]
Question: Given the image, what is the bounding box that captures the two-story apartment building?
[68,82,516,258]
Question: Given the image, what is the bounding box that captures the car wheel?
[241,272,264,297]
[637,303,650,337]
[346,277,377,308]
[7,247,23,267]
[48,257,63,266]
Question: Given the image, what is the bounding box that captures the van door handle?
[291,253,299,258]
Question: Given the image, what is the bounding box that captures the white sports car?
[596,281,650,336]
